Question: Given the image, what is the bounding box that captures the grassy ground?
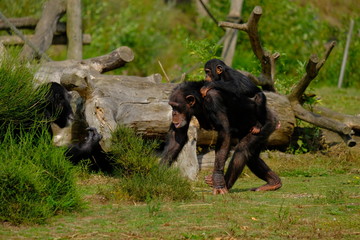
[1,145,359,240]
[1,87,359,239]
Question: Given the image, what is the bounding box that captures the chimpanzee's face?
[204,59,225,82]
[168,89,196,129]
[169,101,188,128]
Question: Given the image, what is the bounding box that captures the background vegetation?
[1,0,359,89]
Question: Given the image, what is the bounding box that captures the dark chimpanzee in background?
[45,82,112,172]
[202,58,268,135]
[160,80,281,194]
[44,81,74,129]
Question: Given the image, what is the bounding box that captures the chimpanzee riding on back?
[202,59,268,135]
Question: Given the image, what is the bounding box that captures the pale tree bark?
[66,0,82,60]
[20,0,66,61]
[220,0,243,67]
[195,0,209,17]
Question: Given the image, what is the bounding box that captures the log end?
[253,6,263,15]
[117,46,135,63]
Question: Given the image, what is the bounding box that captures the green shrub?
[0,55,48,131]
[110,126,160,176]
[0,128,81,225]
[109,126,195,202]
[117,166,196,202]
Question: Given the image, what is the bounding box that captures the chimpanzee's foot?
[206,173,227,194]
[250,182,282,191]
[204,175,213,187]
[250,170,282,191]
[213,187,228,195]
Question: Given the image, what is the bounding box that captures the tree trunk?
[20,0,66,61]
[66,0,82,60]
[220,0,243,66]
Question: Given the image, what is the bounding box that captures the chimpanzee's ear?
[185,95,196,107]
[216,65,223,75]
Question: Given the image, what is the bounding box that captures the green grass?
[315,87,360,115]
[1,143,359,239]
[0,128,82,225]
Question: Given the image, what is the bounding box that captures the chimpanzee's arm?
[251,91,268,128]
[203,89,232,191]
[160,124,189,166]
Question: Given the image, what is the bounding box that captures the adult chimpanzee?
[44,82,74,129]
[202,58,267,134]
[45,82,112,172]
[160,80,281,194]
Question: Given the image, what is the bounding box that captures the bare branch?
[288,42,336,102]
[339,133,356,147]
[20,0,66,61]
[0,34,91,46]
[291,102,352,135]
[314,105,360,132]
[219,6,278,92]
[0,17,66,33]
[83,46,134,73]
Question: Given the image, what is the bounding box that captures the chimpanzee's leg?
[245,108,282,191]
[246,156,282,191]
[209,128,231,195]
[225,107,281,191]
[205,134,249,190]
[223,135,251,190]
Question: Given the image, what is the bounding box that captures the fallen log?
[34,47,294,151]
[0,34,91,46]
[0,17,66,33]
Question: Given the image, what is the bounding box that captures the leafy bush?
[287,126,324,154]
[109,126,195,201]
[0,128,81,225]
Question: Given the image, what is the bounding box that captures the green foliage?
[109,126,195,202]
[0,55,48,129]
[4,0,359,87]
[287,126,323,154]
[117,166,195,202]
[0,0,46,18]
[183,38,222,80]
[0,55,80,225]
[110,126,159,176]
[0,128,81,225]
